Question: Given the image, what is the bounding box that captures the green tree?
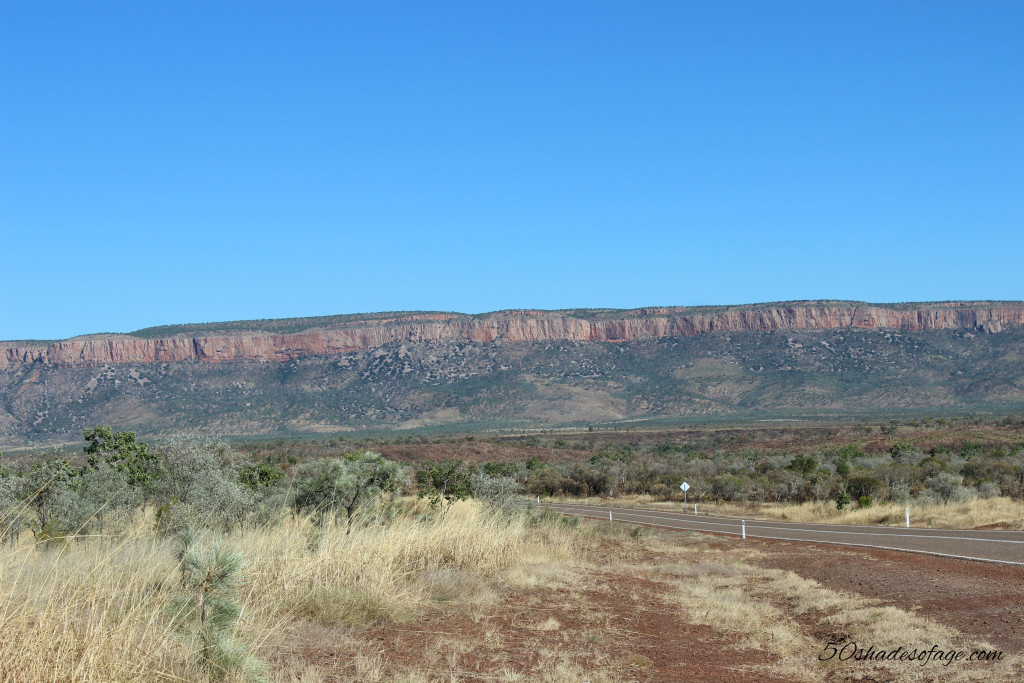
[25,458,80,541]
[74,462,137,535]
[846,475,887,501]
[835,458,851,479]
[0,475,30,546]
[416,460,472,517]
[153,435,255,534]
[835,444,865,461]
[238,463,283,492]
[889,442,923,464]
[84,426,158,489]
[925,472,964,502]
[788,454,818,476]
[835,485,851,511]
[291,452,404,532]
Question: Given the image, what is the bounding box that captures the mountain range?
[3,301,1023,446]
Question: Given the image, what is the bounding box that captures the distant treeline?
[3,418,1022,542]
[236,416,1024,509]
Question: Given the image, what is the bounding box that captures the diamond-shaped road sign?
[680,482,690,491]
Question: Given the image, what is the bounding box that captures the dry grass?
[3,496,1019,681]
[0,499,582,682]
[701,496,1024,529]
[642,539,1019,682]
[554,495,1024,529]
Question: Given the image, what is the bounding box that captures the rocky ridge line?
[3,303,1022,369]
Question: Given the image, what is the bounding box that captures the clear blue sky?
[2,1,1021,340]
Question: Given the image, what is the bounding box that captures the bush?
[649,483,674,501]
[915,489,943,506]
[470,473,522,511]
[712,474,748,501]
[889,484,912,505]
[924,472,963,503]
[978,481,1001,499]
[846,475,887,501]
[292,452,404,531]
[566,465,613,497]
[947,485,977,505]
[857,495,872,509]
[153,435,256,533]
[523,469,587,497]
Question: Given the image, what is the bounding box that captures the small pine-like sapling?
[166,534,265,682]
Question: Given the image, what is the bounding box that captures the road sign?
[680,482,690,491]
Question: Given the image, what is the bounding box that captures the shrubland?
[229,417,1024,519]
[1,421,1022,680]
[235,419,1022,526]
[0,428,585,681]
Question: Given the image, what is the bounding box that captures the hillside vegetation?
[4,325,1024,445]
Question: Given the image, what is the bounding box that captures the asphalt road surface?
[540,502,1024,566]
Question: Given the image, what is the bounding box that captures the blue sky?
[2,1,1021,340]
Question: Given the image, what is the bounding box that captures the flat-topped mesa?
[2,303,1022,369]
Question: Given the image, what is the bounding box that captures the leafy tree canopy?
[787,454,818,476]
[84,426,158,489]
[291,451,403,531]
[416,460,473,516]
[238,463,283,492]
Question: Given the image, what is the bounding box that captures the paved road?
[540,503,1024,566]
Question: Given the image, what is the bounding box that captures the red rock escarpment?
[3,303,1022,369]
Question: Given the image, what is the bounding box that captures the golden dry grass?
[639,538,1020,682]
[701,496,1024,529]
[2,497,1019,682]
[0,499,582,682]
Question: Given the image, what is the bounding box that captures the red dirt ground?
[296,530,1022,682]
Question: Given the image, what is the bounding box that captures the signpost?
[680,481,690,505]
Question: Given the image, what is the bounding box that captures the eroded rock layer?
[3,302,1022,369]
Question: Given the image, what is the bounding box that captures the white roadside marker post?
[694,504,697,515]
[906,507,910,528]
[742,519,746,539]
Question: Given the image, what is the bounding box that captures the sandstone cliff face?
[3,303,1023,369]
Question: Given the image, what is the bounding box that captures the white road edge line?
[554,511,1024,567]
[545,504,1024,543]
[543,503,1024,533]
